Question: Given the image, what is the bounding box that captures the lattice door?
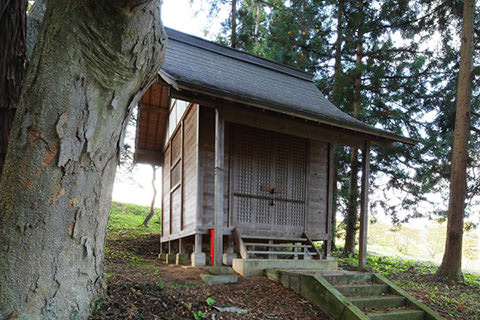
[231,126,307,237]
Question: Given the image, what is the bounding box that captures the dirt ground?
[90,234,329,319]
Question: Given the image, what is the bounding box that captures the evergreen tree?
[436,0,475,281]
[211,0,480,260]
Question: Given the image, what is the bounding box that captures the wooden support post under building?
[214,108,224,266]
[358,140,371,269]
[178,238,184,253]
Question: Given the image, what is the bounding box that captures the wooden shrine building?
[134,28,415,269]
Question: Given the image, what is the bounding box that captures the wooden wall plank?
[162,146,171,239]
[199,107,215,228]
[305,140,329,240]
[182,105,198,233]
[171,187,181,234]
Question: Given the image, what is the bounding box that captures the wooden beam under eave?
[214,107,225,266]
[134,149,164,165]
[169,87,407,147]
[358,140,371,269]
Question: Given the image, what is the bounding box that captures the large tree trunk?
[343,0,364,256]
[332,0,344,107]
[0,0,27,176]
[231,0,237,48]
[0,0,166,318]
[436,0,474,281]
[344,149,359,254]
[330,0,343,251]
[331,147,338,250]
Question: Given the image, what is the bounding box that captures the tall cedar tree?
[436,0,475,281]
[213,0,460,237]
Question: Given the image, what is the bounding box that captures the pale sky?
[162,0,227,39]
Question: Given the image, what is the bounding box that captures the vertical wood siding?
[163,146,171,236]
[161,105,199,241]
[199,107,215,228]
[306,140,328,239]
[198,106,230,231]
[182,105,198,232]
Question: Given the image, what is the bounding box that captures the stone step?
[334,283,390,296]
[366,309,424,320]
[348,295,406,309]
[322,271,373,284]
[200,274,238,285]
[206,266,234,275]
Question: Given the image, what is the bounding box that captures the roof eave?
[160,71,417,146]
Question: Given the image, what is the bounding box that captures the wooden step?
[334,283,390,296]
[366,309,424,320]
[241,235,307,241]
[247,250,318,256]
[348,295,406,309]
[244,242,312,248]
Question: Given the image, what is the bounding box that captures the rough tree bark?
[231,0,237,48]
[143,165,158,227]
[0,0,166,318]
[436,0,474,281]
[344,150,359,254]
[330,0,344,251]
[332,0,344,107]
[344,0,364,255]
[0,0,27,176]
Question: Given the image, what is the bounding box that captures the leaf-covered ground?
[91,206,479,319]
[90,234,329,319]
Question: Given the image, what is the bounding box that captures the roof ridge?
[164,27,314,82]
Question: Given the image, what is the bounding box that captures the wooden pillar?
[178,238,184,253]
[325,143,335,259]
[214,108,224,266]
[359,140,371,268]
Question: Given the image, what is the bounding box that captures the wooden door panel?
[231,125,306,237]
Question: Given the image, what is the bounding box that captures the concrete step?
[348,295,406,309]
[334,283,390,296]
[200,274,238,285]
[366,309,424,320]
[206,266,234,275]
[322,271,373,284]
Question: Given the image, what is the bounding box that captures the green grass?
[332,249,480,319]
[107,201,162,235]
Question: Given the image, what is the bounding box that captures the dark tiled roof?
[161,27,416,145]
